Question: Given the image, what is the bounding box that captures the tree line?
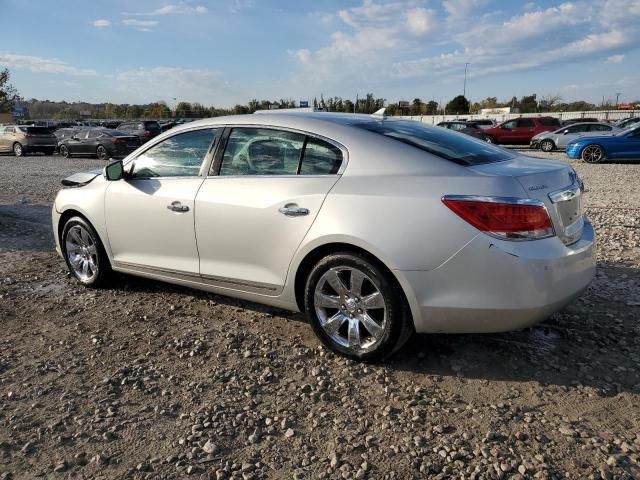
[1,67,637,120]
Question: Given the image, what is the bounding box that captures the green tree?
[446,95,470,114]
[518,94,538,113]
[0,68,19,113]
[175,101,192,117]
[125,105,143,119]
[425,100,438,115]
[411,98,423,115]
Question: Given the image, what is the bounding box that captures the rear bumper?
[397,220,596,333]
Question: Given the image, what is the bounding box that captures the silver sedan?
[530,122,620,151]
[52,112,596,360]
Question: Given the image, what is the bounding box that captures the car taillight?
[143,130,151,137]
[442,196,555,241]
[25,133,33,138]
[112,137,124,144]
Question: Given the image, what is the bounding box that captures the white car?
[52,112,596,360]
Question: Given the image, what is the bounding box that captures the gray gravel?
[0,152,639,479]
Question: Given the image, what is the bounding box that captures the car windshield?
[617,126,640,136]
[352,120,515,166]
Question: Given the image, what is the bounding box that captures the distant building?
[480,107,518,115]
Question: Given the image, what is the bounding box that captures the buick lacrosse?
[52,112,596,360]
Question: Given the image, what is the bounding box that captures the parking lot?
[1,152,639,479]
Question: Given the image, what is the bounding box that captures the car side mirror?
[563,130,569,134]
[104,160,124,181]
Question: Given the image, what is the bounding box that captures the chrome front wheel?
[540,139,555,152]
[581,145,604,163]
[62,217,110,287]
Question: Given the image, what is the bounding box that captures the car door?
[497,120,518,143]
[66,129,88,154]
[556,124,587,148]
[104,127,218,273]
[514,118,536,142]
[617,128,640,159]
[195,127,344,293]
[0,127,8,151]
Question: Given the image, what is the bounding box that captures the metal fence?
[400,110,639,125]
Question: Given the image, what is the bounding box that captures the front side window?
[131,128,217,178]
[220,128,305,176]
[502,120,517,129]
[565,125,586,133]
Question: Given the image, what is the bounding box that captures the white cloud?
[122,3,208,16]
[92,19,111,28]
[122,19,159,27]
[607,54,625,63]
[406,7,435,35]
[0,53,96,76]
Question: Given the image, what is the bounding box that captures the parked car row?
[0,125,142,159]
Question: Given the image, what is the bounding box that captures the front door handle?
[278,203,309,217]
[167,201,189,213]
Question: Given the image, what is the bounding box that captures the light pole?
[463,63,470,98]
[615,93,621,108]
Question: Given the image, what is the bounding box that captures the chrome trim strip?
[441,194,546,207]
[113,261,279,292]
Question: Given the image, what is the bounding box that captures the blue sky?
[1,0,639,107]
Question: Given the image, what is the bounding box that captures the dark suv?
[484,117,561,144]
[116,120,161,143]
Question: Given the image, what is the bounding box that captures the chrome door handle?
[278,204,309,217]
[167,201,189,213]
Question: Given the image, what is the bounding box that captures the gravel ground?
[0,151,639,480]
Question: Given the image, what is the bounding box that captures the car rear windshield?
[352,120,515,166]
[144,121,161,130]
[19,126,51,134]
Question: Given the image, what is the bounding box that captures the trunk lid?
[469,155,584,245]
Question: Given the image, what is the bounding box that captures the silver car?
[531,122,620,152]
[52,112,596,360]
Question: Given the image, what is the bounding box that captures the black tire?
[485,136,496,144]
[540,139,555,152]
[304,252,411,361]
[13,142,24,157]
[96,145,110,160]
[59,145,70,158]
[581,144,605,164]
[61,216,111,288]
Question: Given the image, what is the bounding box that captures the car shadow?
[0,203,55,252]
[112,260,640,395]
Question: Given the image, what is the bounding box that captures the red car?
[484,117,561,144]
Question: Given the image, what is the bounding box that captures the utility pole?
[463,63,470,113]
[616,93,621,108]
[463,63,470,98]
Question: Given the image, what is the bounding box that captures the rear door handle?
[167,201,189,213]
[278,203,309,217]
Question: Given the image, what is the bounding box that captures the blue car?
[566,125,640,163]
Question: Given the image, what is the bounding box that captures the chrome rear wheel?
[314,266,387,353]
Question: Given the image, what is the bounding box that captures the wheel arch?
[292,241,415,329]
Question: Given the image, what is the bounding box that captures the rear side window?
[20,126,50,134]
[220,128,305,176]
[517,119,535,128]
[539,117,560,126]
[300,138,343,175]
[589,124,611,132]
[352,120,515,166]
[145,121,161,130]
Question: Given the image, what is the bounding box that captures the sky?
[1,0,639,108]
